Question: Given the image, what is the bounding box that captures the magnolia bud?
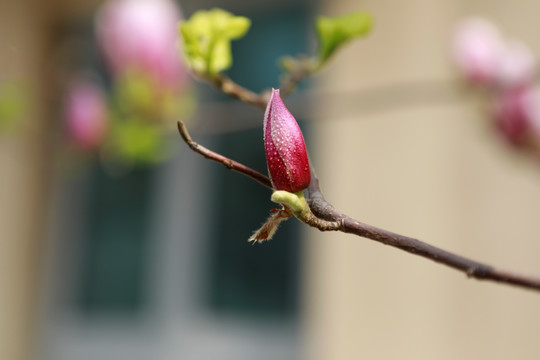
[497,39,536,89]
[95,0,188,91]
[494,86,540,146]
[65,79,108,149]
[452,17,537,90]
[452,18,505,86]
[264,89,311,192]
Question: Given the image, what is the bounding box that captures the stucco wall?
[304,1,540,359]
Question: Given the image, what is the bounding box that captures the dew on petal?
[263,88,311,192]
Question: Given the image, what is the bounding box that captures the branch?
[205,59,317,109]
[208,73,268,110]
[278,56,316,98]
[178,119,540,292]
[177,120,272,189]
[306,168,540,292]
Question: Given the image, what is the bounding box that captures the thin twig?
[205,58,316,110]
[177,120,272,189]
[177,114,540,293]
[278,57,316,98]
[209,73,268,110]
[188,78,464,137]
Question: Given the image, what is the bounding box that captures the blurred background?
[2,0,540,360]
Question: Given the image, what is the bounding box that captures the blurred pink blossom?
[96,0,188,91]
[65,79,108,149]
[494,86,540,146]
[453,17,537,89]
[452,18,504,85]
[497,40,536,89]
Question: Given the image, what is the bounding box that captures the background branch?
[207,73,268,110]
[203,57,320,112]
[278,56,317,98]
[187,78,463,136]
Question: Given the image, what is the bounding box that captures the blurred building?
[2,1,540,360]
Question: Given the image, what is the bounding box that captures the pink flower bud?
[497,40,536,89]
[494,86,540,146]
[452,18,537,90]
[65,79,108,149]
[96,0,188,91]
[452,18,504,85]
[264,89,311,192]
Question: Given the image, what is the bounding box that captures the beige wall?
[0,0,102,359]
[0,1,106,358]
[0,1,50,359]
[305,1,540,359]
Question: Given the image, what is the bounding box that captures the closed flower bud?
[452,17,537,90]
[65,78,108,149]
[497,39,536,89]
[493,86,540,146]
[264,89,311,192]
[96,0,188,92]
[452,18,504,86]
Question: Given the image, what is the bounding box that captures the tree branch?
[178,118,540,293]
[205,58,317,109]
[278,56,316,98]
[208,73,268,110]
[177,120,272,189]
[306,168,540,291]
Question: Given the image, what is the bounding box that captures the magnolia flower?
[497,39,536,89]
[494,86,540,146]
[452,18,504,85]
[95,0,188,91]
[65,79,108,149]
[264,89,311,192]
[452,17,537,90]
